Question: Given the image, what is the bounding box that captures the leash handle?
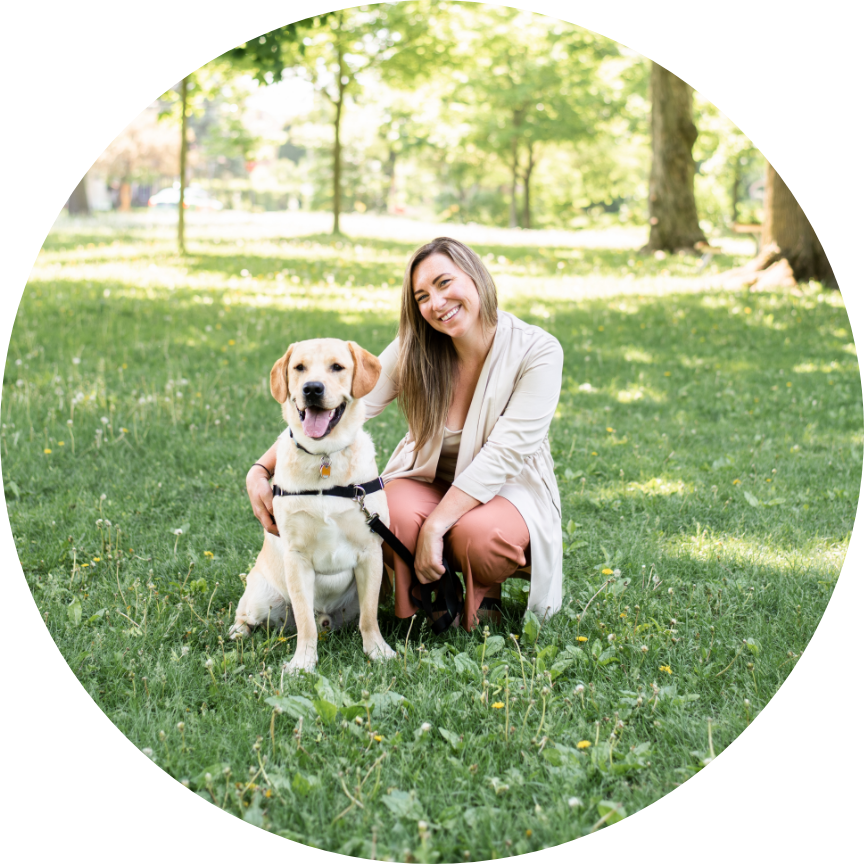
[367,514,463,633]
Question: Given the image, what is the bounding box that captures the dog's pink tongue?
[302,406,334,438]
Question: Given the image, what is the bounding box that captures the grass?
[5,214,861,859]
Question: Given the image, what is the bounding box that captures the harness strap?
[271,477,385,499]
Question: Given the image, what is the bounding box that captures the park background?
[3,4,862,858]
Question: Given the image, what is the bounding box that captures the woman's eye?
[331,364,344,372]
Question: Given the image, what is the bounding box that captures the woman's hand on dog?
[247,465,279,536]
[414,523,446,584]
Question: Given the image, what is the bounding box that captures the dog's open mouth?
[297,402,346,439]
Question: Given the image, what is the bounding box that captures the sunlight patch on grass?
[666,530,847,580]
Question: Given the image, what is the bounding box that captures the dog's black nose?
[303,381,325,400]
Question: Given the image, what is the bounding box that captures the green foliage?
[8,217,858,858]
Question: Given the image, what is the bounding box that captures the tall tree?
[644,62,705,251]
[448,6,618,229]
[224,4,446,234]
[717,163,837,289]
[67,174,90,215]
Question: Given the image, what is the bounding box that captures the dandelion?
[373,735,383,742]
[607,634,616,642]
[664,371,671,377]
[204,551,214,558]
[92,557,100,563]
[590,451,598,456]
[420,722,432,733]
[619,612,627,619]
[58,441,65,446]
[73,357,81,365]
[568,797,582,808]
[43,448,52,454]
[576,741,591,749]
[602,568,613,575]
[142,747,153,758]
[100,417,109,425]
[659,665,672,674]
[606,427,615,433]
[576,636,588,642]
[121,428,128,433]
[733,479,741,485]
[575,684,585,694]
[492,702,505,709]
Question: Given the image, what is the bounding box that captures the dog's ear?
[270,344,294,404]
[347,342,381,399]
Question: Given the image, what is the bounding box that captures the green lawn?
[5,216,860,859]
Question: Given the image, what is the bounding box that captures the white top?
[436,425,463,484]
[363,310,564,621]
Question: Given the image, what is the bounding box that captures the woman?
[247,237,564,630]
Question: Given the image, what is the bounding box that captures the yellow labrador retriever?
[229,338,395,674]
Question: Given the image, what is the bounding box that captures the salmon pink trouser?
[381,478,530,631]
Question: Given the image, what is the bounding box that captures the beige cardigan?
[365,310,564,620]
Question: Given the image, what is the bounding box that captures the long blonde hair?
[396,237,498,450]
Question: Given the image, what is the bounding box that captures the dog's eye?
[294,364,306,372]
[331,364,344,372]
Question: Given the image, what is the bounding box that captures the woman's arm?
[414,485,481,583]
[246,442,279,535]
[363,339,399,419]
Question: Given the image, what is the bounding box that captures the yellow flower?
[590,451,598,456]
[744,307,752,314]
[122,363,128,369]
[81,563,89,568]
[598,325,604,332]
[765,478,772,482]
[576,741,591,749]
[92,557,101,563]
[44,448,52,454]
[204,551,214,558]
[659,664,672,674]
[228,339,236,346]
[58,441,65,446]
[576,636,588,642]
[606,427,614,433]
[786,382,792,387]
[619,612,627,619]
[664,371,671,377]
[374,735,383,742]
[121,428,129,433]
[732,479,741,485]
[492,702,505,709]
[602,568,613,575]
[526,829,533,838]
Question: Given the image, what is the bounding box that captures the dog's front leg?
[354,544,396,662]
[283,551,319,674]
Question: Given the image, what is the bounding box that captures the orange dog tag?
[320,457,332,478]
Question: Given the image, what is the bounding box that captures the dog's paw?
[228,622,251,640]
[365,639,397,662]
[283,651,317,676]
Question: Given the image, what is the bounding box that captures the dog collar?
[289,428,348,478]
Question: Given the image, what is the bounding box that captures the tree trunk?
[644,62,706,251]
[730,159,740,225]
[508,135,519,229]
[521,143,536,230]
[762,163,835,285]
[714,163,837,290]
[67,174,90,215]
[178,75,189,255]
[332,15,345,236]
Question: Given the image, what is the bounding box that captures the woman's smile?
[439,304,461,322]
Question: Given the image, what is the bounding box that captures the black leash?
[272,477,463,633]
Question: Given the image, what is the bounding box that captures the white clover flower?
[568,797,581,808]
[420,722,432,733]
[73,357,81,365]
[101,417,109,424]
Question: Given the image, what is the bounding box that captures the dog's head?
[270,339,381,451]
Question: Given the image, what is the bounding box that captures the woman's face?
[412,253,484,344]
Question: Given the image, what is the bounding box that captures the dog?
[228,338,396,674]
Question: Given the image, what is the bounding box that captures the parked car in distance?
[147,185,223,210]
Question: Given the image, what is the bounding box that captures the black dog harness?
[271,476,463,634]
